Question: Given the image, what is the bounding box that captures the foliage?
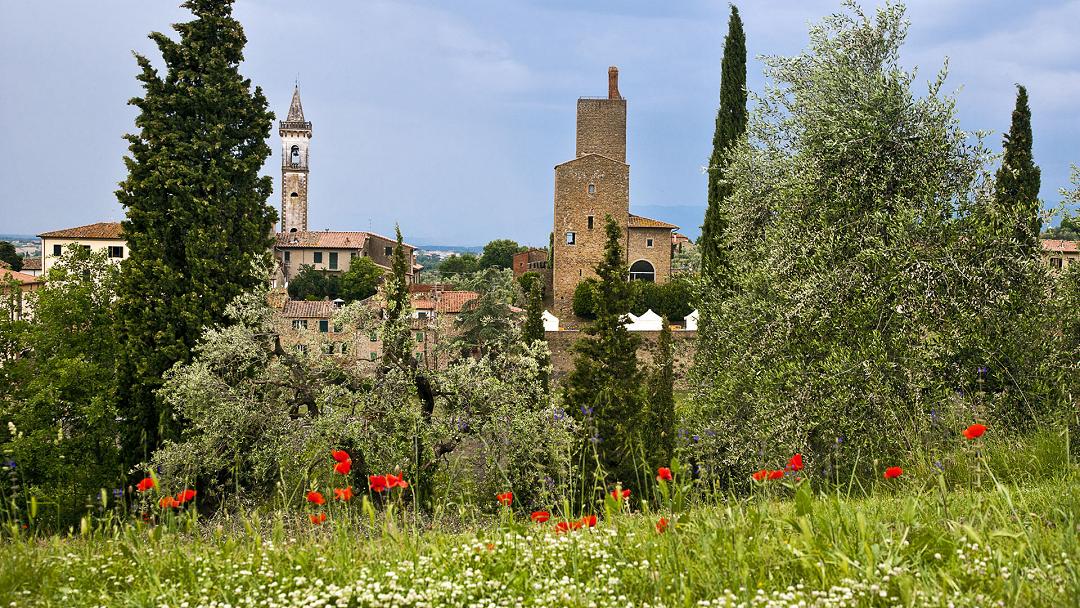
[454,268,519,357]
[437,253,480,276]
[479,239,527,270]
[516,271,544,299]
[642,323,675,470]
[700,4,747,281]
[671,243,701,275]
[988,85,1042,258]
[522,279,545,345]
[338,256,383,302]
[287,264,339,301]
[0,247,121,527]
[0,242,22,271]
[629,276,695,323]
[564,216,644,492]
[1043,165,1080,240]
[572,279,599,320]
[690,1,1070,485]
[114,0,276,463]
[381,226,412,370]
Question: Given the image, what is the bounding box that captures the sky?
[2,0,1077,246]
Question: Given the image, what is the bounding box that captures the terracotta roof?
[20,258,41,271]
[0,268,43,286]
[276,231,369,249]
[281,300,338,319]
[411,290,478,314]
[1042,239,1079,253]
[628,214,679,230]
[39,222,123,239]
[672,233,691,243]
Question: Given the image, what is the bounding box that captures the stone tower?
[280,86,312,233]
[552,67,631,319]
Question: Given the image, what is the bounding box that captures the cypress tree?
[114,0,276,460]
[382,226,412,369]
[523,279,545,345]
[564,216,643,490]
[700,4,747,280]
[644,321,675,469]
[992,85,1042,257]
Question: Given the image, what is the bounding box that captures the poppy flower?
[385,472,409,489]
[158,496,178,509]
[963,424,987,440]
[496,491,513,506]
[331,450,351,463]
[768,470,785,481]
[310,512,327,525]
[306,490,326,505]
[530,511,551,523]
[657,467,673,482]
[570,520,584,530]
[334,487,354,501]
[751,469,768,482]
[580,514,597,528]
[883,466,903,479]
[555,521,571,533]
[368,475,388,493]
[656,517,669,533]
[610,488,631,501]
[786,453,804,472]
[136,477,156,492]
[175,489,197,504]
[334,460,352,475]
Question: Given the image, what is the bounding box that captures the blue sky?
[2,0,1077,245]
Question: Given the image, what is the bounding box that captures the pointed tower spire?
[287,85,305,122]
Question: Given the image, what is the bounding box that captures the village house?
[1041,239,1079,271]
[1,263,43,321]
[37,222,126,276]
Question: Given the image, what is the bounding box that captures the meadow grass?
[1,455,1077,608]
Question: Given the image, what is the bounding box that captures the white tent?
[625,309,663,331]
[542,310,560,332]
[684,309,699,331]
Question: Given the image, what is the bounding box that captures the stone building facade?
[280,86,311,235]
[551,67,678,318]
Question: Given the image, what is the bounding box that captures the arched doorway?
[629,260,655,282]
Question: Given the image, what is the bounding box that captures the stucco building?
[1041,239,1079,271]
[551,67,678,318]
[37,222,126,276]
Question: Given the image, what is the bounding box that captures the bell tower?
[280,85,312,233]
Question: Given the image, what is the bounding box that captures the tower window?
[587,216,594,230]
[646,238,653,248]
[284,251,290,263]
[290,192,298,198]
[290,145,301,167]
[289,227,298,233]
[587,183,596,194]
[566,232,576,245]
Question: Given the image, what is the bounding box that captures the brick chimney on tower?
[608,66,621,99]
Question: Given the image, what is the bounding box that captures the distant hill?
[0,234,37,242]
[631,205,705,241]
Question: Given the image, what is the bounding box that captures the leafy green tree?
[522,279,546,344]
[381,226,412,370]
[287,265,338,301]
[479,239,527,270]
[114,0,276,462]
[438,253,480,276]
[564,216,643,492]
[989,85,1042,257]
[1042,212,1080,241]
[455,268,519,358]
[630,277,694,323]
[643,322,675,470]
[572,279,599,319]
[700,4,747,281]
[338,256,383,302]
[0,242,22,271]
[0,247,121,528]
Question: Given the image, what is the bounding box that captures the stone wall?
[626,226,673,284]
[545,329,697,390]
[575,97,626,162]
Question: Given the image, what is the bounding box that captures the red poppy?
[368,475,388,493]
[334,460,352,475]
[610,488,631,501]
[306,490,326,505]
[657,467,673,482]
[768,470,785,481]
[570,520,584,530]
[656,517,669,533]
[580,514,597,528]
[530,511,551,523]
[963,424,987,440]
[883,466,903,479]
[310,512,327,525]
[496,491,513,506]
[175,489,197,504]
[158,496,178,509]
[334,487,354,501]
[555,521,571,533]
[136,477,156,492]
[331,450,351,463]
[385,472,409,489]
[751,469,769,482]
[786,453,804,472]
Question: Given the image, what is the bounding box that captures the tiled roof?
[281,299,338,319]
[672,233,691,243]
[0,268,43,285]
[39,222,123,239]
[276,231,370,249]
[629,214,679,230]
[411,290,478,314]
[20,257,41,271]
[1042,239,1079,253]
